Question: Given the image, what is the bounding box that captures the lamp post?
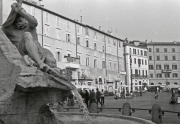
[130,55,133,92]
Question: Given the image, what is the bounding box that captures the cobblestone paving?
[65,92,179,124]
[101,92,180,124]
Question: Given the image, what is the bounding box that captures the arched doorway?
[108,86,113,92]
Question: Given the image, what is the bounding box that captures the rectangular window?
[77,37,80,45]
[142,70,144,77]
[94,31,97,39]
[142,59,144,65]
[156,48,159,52]
[172,64,177,69]
[66,33,70,42]
[119,41,121,48]
[86,40,89,47]
[102,35,106,43]
[102,61,105,68]
[144,51,147,56]
[173,73,178,77]
[85,27,89,35]
[156,56,160,60]
[145,60,147,65]
[149,48,151,52]
[172,56,176,60]
[94,59,97,68]
[94,43,97,50]
[156,65,161,70]
[149,56,152,60]
[150,74,153,78]
[134,58,136,64]
[164,48,167,52]
[77,25,80,34]
[165,73,170,78]
[165,56,168,60]
[109,61,112,70]
[157,74,162,78]
[172,48,175,52]
[164,64,169,69]
[138,59,141,65]
[135,69,138,77]
[102,46,105,52]
[133,49,136,54]
[56,51,61,62]
[86,57,89,66]
[141,50,143,55]
[77,55,81,64]
[113,39,116,46]
[149,65,153,70]
[114,63,117,71]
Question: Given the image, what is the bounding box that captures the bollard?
[178,111,180,118]
[89,103,98,113]
[151,104,163,124]
[122,102,131,116]
[57,102,64,112]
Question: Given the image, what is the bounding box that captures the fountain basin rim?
[54,112,155,124]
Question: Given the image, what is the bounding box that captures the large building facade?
[0,0,126,93]
[124,40,149,93]
[147,41,180,86]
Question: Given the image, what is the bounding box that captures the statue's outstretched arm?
[11,3,38,28]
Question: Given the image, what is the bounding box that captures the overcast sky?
[43,0,180,42]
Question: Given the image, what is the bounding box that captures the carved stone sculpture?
[0,0,75,123]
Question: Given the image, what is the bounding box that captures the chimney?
[80,16,82,23]
[39,0,44,7]
[99,26,101,30]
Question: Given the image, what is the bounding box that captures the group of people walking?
[79,88,105,108]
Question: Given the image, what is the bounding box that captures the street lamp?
[130,55,133,92]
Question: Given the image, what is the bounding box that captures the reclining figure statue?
[2,0,56,72]
[2,0,76,90]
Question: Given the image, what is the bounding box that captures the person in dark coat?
[96,88,102,107]
[89,89,96,108]
[79,89,85,99]
[84,90,90,108]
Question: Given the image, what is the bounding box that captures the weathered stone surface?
[0,29,71,124]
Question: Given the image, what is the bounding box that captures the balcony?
[64,55,80,69]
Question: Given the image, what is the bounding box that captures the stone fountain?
[0,1,155,124]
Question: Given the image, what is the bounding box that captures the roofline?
[23,1,124,41]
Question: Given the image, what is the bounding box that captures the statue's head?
[14,14,28,29]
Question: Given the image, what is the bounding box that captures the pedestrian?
[96,88,102,107]
[154,91,158,99]
[79,89,85,99]
[100,89,105,105]
[89,89,96,108]
[84,90,90,108]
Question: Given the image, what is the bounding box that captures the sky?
[42,0,180,42]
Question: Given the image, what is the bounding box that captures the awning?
[75,85,97,90]
[78,77,93,81]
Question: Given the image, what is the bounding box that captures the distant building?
[124,40,149,93]
[0,0,126,93]
[147,41,180,86]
